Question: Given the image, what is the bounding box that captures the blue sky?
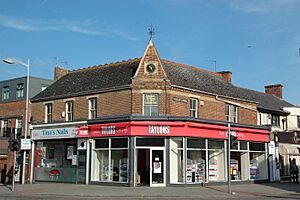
[0,0,300,105]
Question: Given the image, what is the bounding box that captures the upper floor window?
[297,116,300,129]
[16,118,22,136]
[1,119,8,137]
[143,93,159,116]
[226,104,238,123]
[271,114,280,127]
[2,86,9,100]
[89,98,97,119]
[45,104,52,123]
[190,98,198,118]
[16,83,24,98]
[66,101,74,121]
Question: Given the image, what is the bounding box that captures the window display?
[92,138,128,183]
[208,139,225,182]
[187,138,206,183]
[170,138,184,184]
[35,140,77,183]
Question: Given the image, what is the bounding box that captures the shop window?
[187,138,205,149]
[143,93,159,116]
[240,141,248,150]
[89,98,97,119]
[136,138,165,146]
[111,138,128,148]
[2,86,9,100]
[208,149,226,181]
[250,152,267,180]
[187,149,206,183]
[189,98,198,118]
[208,139,224,149]
[249,142,265,151]
[66,101,73,121]
[170,138,184,184]
[34,140,77,183]
[45,103,52,123]
[207,139,226,181]
[95,139,109,148]
[92,137,128,183]
[226,104,238,123]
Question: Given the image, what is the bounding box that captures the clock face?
[146,63,156,73]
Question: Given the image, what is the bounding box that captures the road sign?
[21,139,31,150]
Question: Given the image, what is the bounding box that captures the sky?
[0,0,300,105]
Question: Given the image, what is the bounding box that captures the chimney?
[265,84,283,98]
[54,66,69,80]
[218,71,232,83]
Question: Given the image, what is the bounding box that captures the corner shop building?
[77,116,269,187]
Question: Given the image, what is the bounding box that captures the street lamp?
[3,58,30,185]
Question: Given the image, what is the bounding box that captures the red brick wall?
[32,89,132,123]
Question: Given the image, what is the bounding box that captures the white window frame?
[3,86,9,100]
[89,98,97,119]
[226,104,238,123]
[143,93,159,116]
[45,103,52,123]
[16,83,24,98]
[189,98,198,118]
[66,101,74,121]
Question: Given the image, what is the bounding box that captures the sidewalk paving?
[0,182,299,199]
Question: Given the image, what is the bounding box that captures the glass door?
[150,149,165,187]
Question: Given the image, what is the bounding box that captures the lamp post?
[3,58,30,185]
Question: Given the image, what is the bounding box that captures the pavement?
[0,182,299,199]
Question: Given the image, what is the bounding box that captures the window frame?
[143,93,159,116]
[189,98,198,118]
[45,103,53,123]
[16,83,24,98]
[271,114,280,127]
[2,86,10,100]
[89,98,97,119]
[226,104,238,123]
[66,101,74,121]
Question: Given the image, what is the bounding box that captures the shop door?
[150,149,165,187]
[76,150,86,184]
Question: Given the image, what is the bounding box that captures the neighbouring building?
[29,38,295,187]
[0,76,53,183]
[257,84,299,182]
[277,106,300,179]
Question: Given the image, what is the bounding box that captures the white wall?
[283,107,300,131]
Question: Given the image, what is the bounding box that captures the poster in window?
[145,94,158,105]
[72,155,77,165]
[154,162,161,173]
[67,146,74,159]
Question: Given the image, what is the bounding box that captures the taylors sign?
[32,127,78,140]
[148,125,170,134]
[99,125,170,135]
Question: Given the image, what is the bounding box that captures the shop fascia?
[31,127,78,140]
[78,121,269,142]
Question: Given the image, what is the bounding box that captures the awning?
[279,144,300,155]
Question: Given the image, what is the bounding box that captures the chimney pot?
[218,71,232,83]
[265,84,283,98]
[54,66,69,80]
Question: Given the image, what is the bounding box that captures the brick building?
[30,39,293,186]
[0,76,53,183]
